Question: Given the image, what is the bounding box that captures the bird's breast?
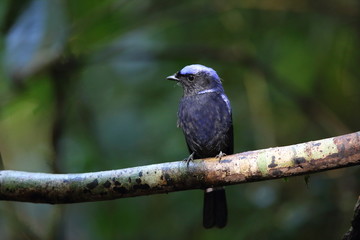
[177,93,232,157]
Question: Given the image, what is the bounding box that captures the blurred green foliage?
[0,0,359,239]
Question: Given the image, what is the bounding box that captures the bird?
[167,64,233,228]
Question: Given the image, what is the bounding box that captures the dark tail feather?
[214,188,227,228]
[203,189,216,228]
[203,187,227,229]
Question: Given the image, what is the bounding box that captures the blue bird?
[167,64,233,228]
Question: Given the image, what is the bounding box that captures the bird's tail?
[203,187,227,228]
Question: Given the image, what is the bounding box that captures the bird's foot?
[183,152,194,167]
[215,151,226,161]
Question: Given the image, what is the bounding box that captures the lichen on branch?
[0,131,359,204]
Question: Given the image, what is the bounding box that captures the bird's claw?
[183,152,194,167]
[215,151,226,161]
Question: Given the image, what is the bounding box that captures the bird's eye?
[187,75,194,81]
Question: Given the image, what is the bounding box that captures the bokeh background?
[0,0,359,239]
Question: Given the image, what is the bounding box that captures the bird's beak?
[166,74,179,81]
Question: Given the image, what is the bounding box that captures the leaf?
[4,0,68,83]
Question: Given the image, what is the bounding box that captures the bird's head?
[167,64,223,96]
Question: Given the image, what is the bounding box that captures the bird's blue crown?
[180,64,220,81]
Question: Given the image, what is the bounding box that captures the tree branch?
[343,196,360,240]
[0,131,359,204]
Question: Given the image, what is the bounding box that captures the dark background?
[0,0,359,239]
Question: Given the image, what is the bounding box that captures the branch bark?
[0,131,359,204]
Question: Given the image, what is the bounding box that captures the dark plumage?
[167,64,233,228]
